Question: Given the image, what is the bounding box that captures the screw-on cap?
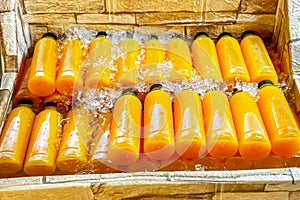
[193,32,209,40]
[150,35,159,40]
[43,102,57,109]
[241,30,257,40]
[232,88,242,95]
[16,99,34,108]
[96,31,107,37]
[42,32,58,40]
[149,84,162,92]
[258,80,274,89]
[122,88,138,97]
[126,31,134,38]
[217,32,233,41]
[169,33,183,39]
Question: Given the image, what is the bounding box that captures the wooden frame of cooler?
[1,0,300,199]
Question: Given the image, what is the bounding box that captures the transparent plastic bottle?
[240,30,278,84]
[166,35,193,81]
[173,89,206,159]
[230,90,271,161]
[143,84,175,161]
[202,90,238,158]
[56,108,89,173]
[108,88,142,166]
[257,80,300,157]
[28,32,59,97]
[191,32,223,81]
[0,100,35,174]
[24,102,63,175]
[85,31,114,88]
[56,39,85,96]
[216,32,250,82]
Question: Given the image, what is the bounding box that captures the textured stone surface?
[212,192,288,200]
[219,184,265,192]
[288,0,300,41]
[265,182,300,192]
[25,14,75,24]
[134,26,185,36]
[77,14,136,24]
[0,0,15,12]
[106,0,240,13]
[24,0,105,14]
[1,23,17,56]
[136,12,236,25]
[3,55,17,72]
[289,191,300,200]
[290,40,300,77]
[240,0,279,14]
[186,25,223,39]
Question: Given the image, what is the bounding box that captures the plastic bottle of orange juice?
[229,89,271,161]
[56,108,88,173]
[24,102,63,175]
[166,35,193,81]
[173,89,206,159]
[143,84,175,161]
[191,32,223,81]
[141,36,166,83]
[257,80,300,157]
[202,90,238,158]
[216,32,250,82]
[28,32,59,97]
[56,39,85,96]
[85,31,114,88]
[0,100,35,174]
[108,88,142,166]
[116,35,141,86]
[240,30,278,85]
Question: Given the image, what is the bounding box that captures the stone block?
[3,55,17,72]
[24,0,104,14]
[1,22,17,56]
[265,182,300,192]
[240,0,279,14]
[77,14,136,24]
[134,26,185,37]
[289,191,300,200]
[25,14,75,24]
[212,192,289,200]
[0,0,15,12]
[288,0,300,41]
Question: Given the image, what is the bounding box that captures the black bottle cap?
[126,31,134,38]
[150,35,159,40]
[169,33,183,39]
[42,32,58,40]
[258,80,274,89]
[96,31,107,37]
[232,88,242,95]
[122,88,138,97]
[217,32,233,41]
[16,99,34,107]
[241,30,257,40]
[149,84,162,92]
[43,102,57,109]
[193,32,209,40]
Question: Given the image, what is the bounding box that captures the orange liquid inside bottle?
[173,90,206,159]
[143,84,175,161]
[28,32,59,97]
[202,90,238,158]
[191,32,223,81]
[216,32,250,82]
[257,80,300,157]
[24,102,63,175]
[116,37,141,86]
[56,39,85,96]
[56,109,89,173]
[108,88,142,166]
[166,36,193,81]
[0,100,35,174]
[85,32,114,88]
[230,90,271,161]
[240,31,278,84]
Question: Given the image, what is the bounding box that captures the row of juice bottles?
[0,79,300,175]
[25,30,278,100]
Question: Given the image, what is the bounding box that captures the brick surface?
[212,192,289,200]
[289,191,300,200]
[77,14,136,24]
[240,0,279,14]
[25,14,75,24]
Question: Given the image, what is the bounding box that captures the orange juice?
[230,90,271,161]
[13,58,42,113]
[257,80,300,157]
[24,102,63,175]
[216,32,250,82]
[202,90,238,158]
[108,88,142,166]
[0,100,35,174]
[56,39,85,96]
[240,31,278,84]
[85,32,114,88]
[191,32,223,81]
[116,38,140,86]
[28,32,58,97]
[144,84,175,161]
[166,36,193,81]
[56,109,89,173]
[141,37,166,82]
[173,90,206,159]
